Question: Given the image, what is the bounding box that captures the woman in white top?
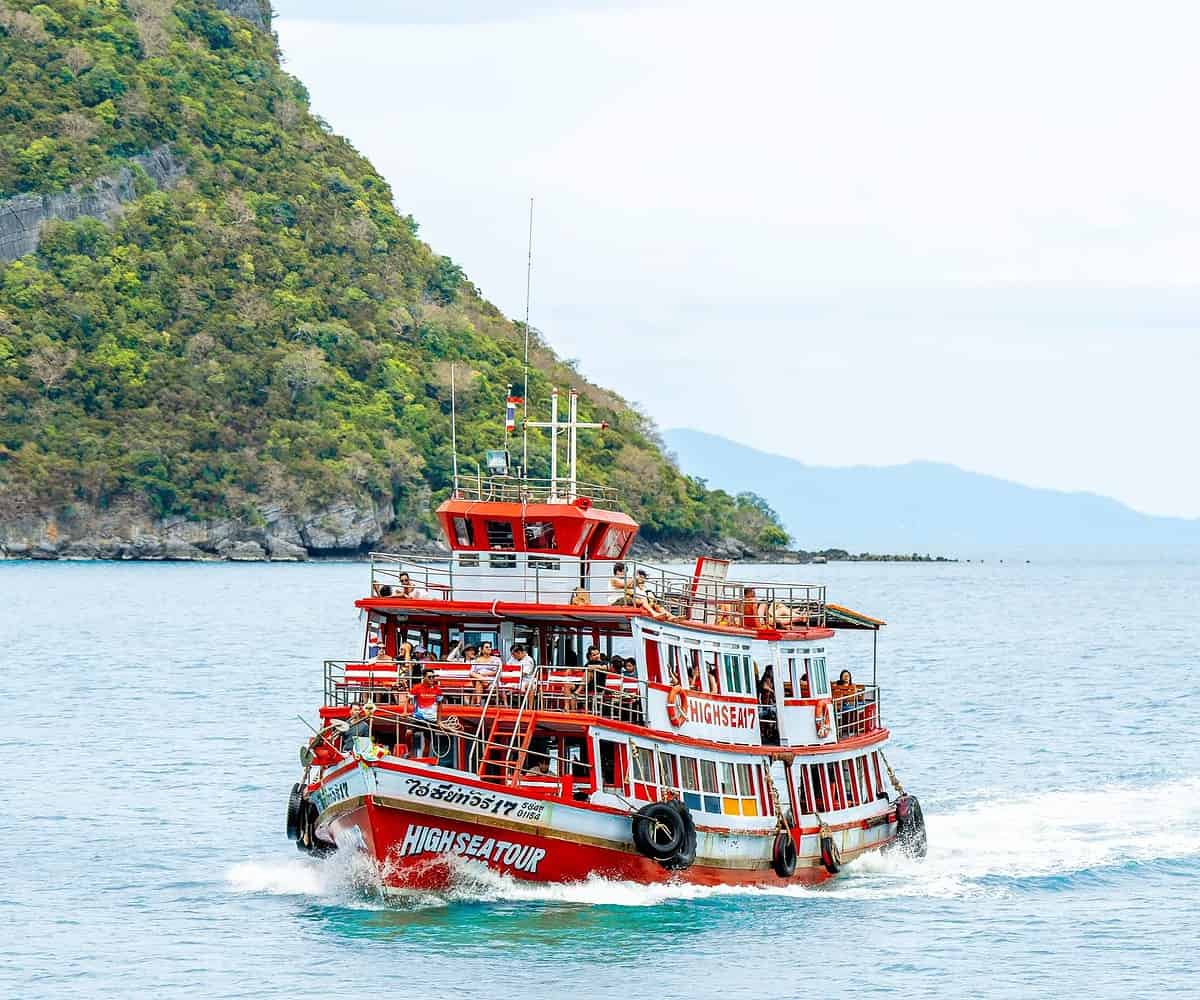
[468,641,502,704]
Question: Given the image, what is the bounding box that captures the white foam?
[227,779,1200,908]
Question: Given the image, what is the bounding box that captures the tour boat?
[285,388,926,890]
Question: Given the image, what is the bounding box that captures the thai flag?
[505,394,523,432]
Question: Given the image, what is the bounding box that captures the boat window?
[458,553,480,568]
[599,740,622,787]
[643,639,663,684]
[872,752,885,796]
[686,649,703,691]
[722,654,742,694]
[741,655,753,693]
[798,766,812,814]
[699,759,721,812]
[524,521,557,550]
[856,755,873,801]
[826,762,843,810]
[842,759,859,807]
[809,655,829,696]
[488,553,516,569]
[706,651,721,693]
[528,555,560,570]
[485,520,515,549]
[596,527,630,559]
[809,764,827,812]
[452,515,474,547]
[657,751,679,792]
[665,644,682,685]
[679,756,702,811]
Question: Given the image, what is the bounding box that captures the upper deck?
[364,550,830,635]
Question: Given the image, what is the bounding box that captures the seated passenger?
[445,639,465,662]
[397,572,430,600]
[567,646,604,712]
[469,641,502,703]
[340,703,371,753]
[831,669,860,701]
[410,668,444,757]
[524,756,552,776]
[608,562,630,604]
[570,587,591,606]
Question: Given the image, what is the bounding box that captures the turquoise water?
[3,558,1198,998]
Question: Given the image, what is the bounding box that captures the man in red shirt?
[411,667,443,758]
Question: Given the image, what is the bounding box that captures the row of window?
[647,641,757,697]
[619,743,888,818]
[798,751,886,813]
[457,552,561,571]
[450,514,631,558]
[629,747,768,817]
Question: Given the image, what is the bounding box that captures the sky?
[272,0,1200,519]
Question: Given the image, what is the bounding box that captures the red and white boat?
[286,389,926,891]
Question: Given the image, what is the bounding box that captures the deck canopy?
[825,603,886,631]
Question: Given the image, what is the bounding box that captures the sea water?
[2,557,1198,998]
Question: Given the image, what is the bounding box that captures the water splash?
[227,779,1200,908]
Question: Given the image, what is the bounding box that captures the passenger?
[445,639,465,662]
[524,756,551,776]
[410,667,444,758]
[507,643,537,702]
[397,572,430,600]
[570,587,591,606]
[757,665,777,720]
[567,646,604,712]
[832,669,859,701]
[341,703,371,753]
[799,671,810,698]
[469,641,502,704]
[608,562,630,604]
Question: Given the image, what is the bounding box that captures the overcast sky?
[273,1,1200,518]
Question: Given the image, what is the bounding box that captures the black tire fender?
[819,832,842,874]
[632,802,687,861]
[895,794,928,859]
[286,782,304,841]
[772,830,798,878]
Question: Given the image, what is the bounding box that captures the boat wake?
[227,779,1200,908]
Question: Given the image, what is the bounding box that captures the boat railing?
[832,685,882,738]
[325,659,648,723]
[367,552,826,630]
[450,474,622,509]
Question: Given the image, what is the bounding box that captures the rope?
[878,750,906,795]
[762,757,788,834]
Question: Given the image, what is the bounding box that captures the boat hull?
[310,757,899,891]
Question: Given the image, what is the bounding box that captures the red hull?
[326,798,858,891]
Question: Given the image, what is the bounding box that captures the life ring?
[814,701,831,739]
[819,832,842,874]
[666,685,689,727]
[772,830,798,878]
[632,802,688,861]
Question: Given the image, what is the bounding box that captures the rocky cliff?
[0,145,184,262]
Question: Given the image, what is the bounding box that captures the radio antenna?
[450,362,460,496]
[521,197,533,478]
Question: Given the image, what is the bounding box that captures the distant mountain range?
[663,429,1200,552]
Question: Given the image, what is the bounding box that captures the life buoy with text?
[667,685,689,727]
[814,701,831,739]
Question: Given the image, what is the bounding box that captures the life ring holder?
[666,685,689,727]
[814,700,831,739]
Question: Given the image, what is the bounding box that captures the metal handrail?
[831,685,882,738]
[450,474,621,509]
[367,552,827,630]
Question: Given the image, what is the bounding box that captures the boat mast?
[521,197,533,479]
[451,362,460,496]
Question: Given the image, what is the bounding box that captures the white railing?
[368,552,827,629]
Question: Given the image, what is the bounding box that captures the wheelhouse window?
[596,527,630,559]
[485,520,515,549]
[524,521,557,550]
[810,655,829,696]
[657,751,679,793]
[528,555,560,570]
[452,515,474,547]
[856,755,873,801]
[488,553,516,568]
[722,653,753,694]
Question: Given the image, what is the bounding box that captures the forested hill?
[0,0,786,560]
